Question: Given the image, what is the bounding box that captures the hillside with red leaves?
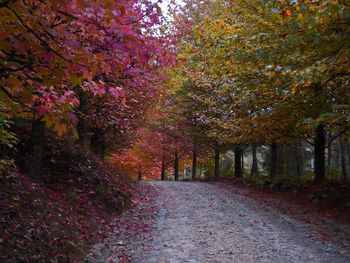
[0,137,133,262]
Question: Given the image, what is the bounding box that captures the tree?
[168,0,350,181]
[1,0,170,177]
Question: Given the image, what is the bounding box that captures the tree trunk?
[314,124,326,182]
[174,149,179,181]
[161,156,166,181]
[296,144,303,177]
[77,118,89,149]
[191,143,197,180]
[347,142,350,167]
[235,146,242,178]
[91,128,106,157]
[241,148,244,173]
[77,91,89,149]
[286,146,292,177]
[251,145,258,176]
[138,169,142,181]
[327,141,332,170]
[335,140,340,172]
[270,142,277,178]
[340,137,347,181]
[214,142,220,178]
[26,119,45,180]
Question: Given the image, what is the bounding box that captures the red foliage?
[107,124,195,180]
[0,143,134,262]
[1,0,174,136]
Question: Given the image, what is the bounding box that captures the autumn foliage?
[0,0,172,261]
[1,0,350,261]
[0,136,133,261]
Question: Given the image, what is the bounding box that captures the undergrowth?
[0,135,133,262]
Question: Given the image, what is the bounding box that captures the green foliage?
[326,170,343,181]
[300,169,343,182]
[0,102,17,149]
[299,171,315,182]
[247,168,345,191]
[0,159,15,179]
[0,102,17,175]
[203,160,215,178]
[244,174,301,191]
[244,174,272,188]
[306,185,348,207]
[221,153,234,177]
[268,177,303,192]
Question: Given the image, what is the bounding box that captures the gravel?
[84,181,350,263]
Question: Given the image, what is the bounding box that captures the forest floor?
[84,181,350,263]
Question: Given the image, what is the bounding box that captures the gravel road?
[85,181,350,263]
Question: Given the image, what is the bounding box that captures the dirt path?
[84,181,350,263]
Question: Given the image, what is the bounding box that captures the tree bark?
[235,146,242,178]
[340,137,347,181]
[335,140,340,171]
[138,169,142,181]
[77,118,88,148]
[91,128,106,157]
[174,149,179,181]
[296,144,303,177]
[161,156,166,181]
[251,145,258,176]
[26,119,45,180]
[270,142,277,178]
[286,146,292,177]
[347,142,350,167]
[327,141,332,170]
[214,142,220,178]
[314,124,326,182]
[241,147,244,173]
[77,91,89,149]
[191,143,197,180]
